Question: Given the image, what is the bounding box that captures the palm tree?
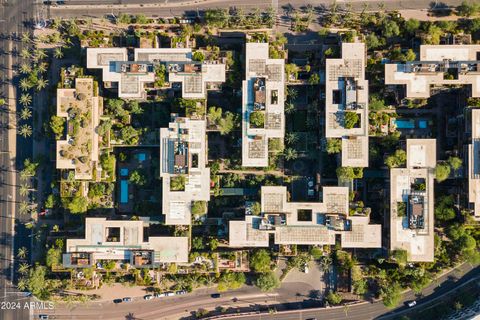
[17,247,28,260]
[19,184,30,196]
[20,48,30,59]
[20,108,32,120]
[37,62,48,73]
[19,78,32,92]
[286,87,298,101]
[34,49,47,61]
[18,124,32,138]
[17,278,27,291]
[19,63,31,75]
[18,263,30,275]
[285,132,299,145]
[283,147,298,161]
[285,102,295,114]
[19,201,30,215]
[21,33,31,44]
[36,78,48,91]
[19,93,32,107]
[53,47,63,59]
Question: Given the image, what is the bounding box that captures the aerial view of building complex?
[0,1,480,320]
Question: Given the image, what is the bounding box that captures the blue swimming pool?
[394,119,415,129]
[137,153,146,162]
[418,120,427,129]
[120,168,129,177]
[120,180,129,204]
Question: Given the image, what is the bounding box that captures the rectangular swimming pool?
[120,180,129,204]
[137,153,146,162]
[394,119,415,129]
[120,168,129,177]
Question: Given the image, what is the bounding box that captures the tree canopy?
[255,272,280,292]
[249,249,272,273]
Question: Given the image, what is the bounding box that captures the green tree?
[170,175,186,191]
[435,163,451,182]
[45,194,56,209]
[192,237,204,250]
[283,147,298,161]
[36,78,48,91]
[366,33,382,49]
[218,271,246,291]
[255,272,280,292]
[19,93,32,107]
[325,290,343,305]
[405,49,416,61]
[457,1,479,17]
[65,196,88,214]
[326,138,342,154]
[249,249,272,273]
[381,282,402,308]
[435,195,456,221]
[391,249,408,266]
[193,51,205,62]
[336,167,363,181]
[310,247,323,259]
[20,107,32,120]
[344,111,359,129]
[207,106,222,125]
[249,111,265,128]
[46,247,62,268]
[285,132,299,145]
[27,266,50,300]
[18,124,32,138]
[448,156,462,171]
[404,19,420,35]
[129,170,147,186]
[53,47,63,59]
[382,20,400,37]
[308,73,320,85]
[208,237,219,250]
[385,149,406,168]
[218,111,237,135]
[17,247,28,259]
[251,201,261,215]
[191,201,207,216]
[19,77,32,91]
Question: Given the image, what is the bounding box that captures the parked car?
[165,291,175,297]
[144,295,154,300]
[154,293,166,298]
[211,293,221,298]
[176,290,187,295]
[407,300,417,307]
[38,316,49,320]
[113,299,122,304]
[122,297,132,302]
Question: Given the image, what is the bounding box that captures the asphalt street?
[47,0,467,18]
[32,263,479,320]
[0,0,35,320]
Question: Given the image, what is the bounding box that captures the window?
[191,153,199,168]
[332,90,342,104]
[270,90,278,105]
[297,209,313,222]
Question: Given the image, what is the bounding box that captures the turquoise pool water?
[137,153,146,162]
[120,180,129,204]
[120,168,129,176]
[419,120,427,129]
[394,119,415,129]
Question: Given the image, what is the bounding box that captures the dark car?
[113,299,122,304]
[176,290,187,295]
[122,297,132,302]
[211,293,221,298]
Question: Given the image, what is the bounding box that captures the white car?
[165,292,175,297]
[407,300,417,307]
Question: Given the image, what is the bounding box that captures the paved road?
[0,0,35,320]
[227,263,480,320]
[33,263,479,320]
[46,0,466,18]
